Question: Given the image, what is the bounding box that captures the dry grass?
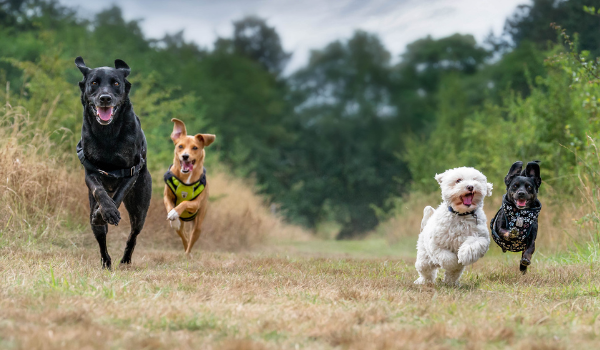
[1,242,599,349]
[3,103,600,349]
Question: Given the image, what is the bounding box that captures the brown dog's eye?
[178,145,183,149]
[192,146,198,150]
[456,179,462,184]
[114,82,119,86]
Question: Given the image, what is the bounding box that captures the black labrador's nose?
[467,185,474,191]
[99,94,112,105]
[182,154,189,161]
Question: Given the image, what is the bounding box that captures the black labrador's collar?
[448,206,478,224]
[76,139,145,178]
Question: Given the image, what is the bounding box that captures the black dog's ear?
[524,161,542,188]
[504,161,523,187]
[114,59,131,77]
[75,56,91,76]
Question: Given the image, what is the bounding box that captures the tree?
[232,16,291,76]
[288,31,406,238]
[504,0,600,57]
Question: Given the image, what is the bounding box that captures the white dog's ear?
[434,171,446,185]
[486,182,493,197]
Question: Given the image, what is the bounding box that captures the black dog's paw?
[519,263,528,274]
[99,204,121,226]
[91,209,107,226]
[507,228,520,240]
[120,257,131,265]
[102,258,112,270]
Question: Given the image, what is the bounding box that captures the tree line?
[1,0,598,238]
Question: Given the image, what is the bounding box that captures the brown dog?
[164,118,215,254]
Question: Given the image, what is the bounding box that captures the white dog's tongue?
[462,194,473,206]
[97,106,113,121]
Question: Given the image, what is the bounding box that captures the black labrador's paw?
[101,258,112,270]
[91,208,107,226]
[99,204,121,226]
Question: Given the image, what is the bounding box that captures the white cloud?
[59,0,528,74]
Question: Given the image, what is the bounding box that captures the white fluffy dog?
[415,167,493,286]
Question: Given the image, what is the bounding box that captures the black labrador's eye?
[192,146,198,150]
[178,145,183,149]
[114,82,119,86]
[456,179,462,184]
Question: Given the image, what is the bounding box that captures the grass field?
[1,232,599,350]
[2,105,600,349]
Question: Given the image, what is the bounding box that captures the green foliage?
[2,0,600,238]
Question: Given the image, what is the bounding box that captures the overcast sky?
[60,0,528,74]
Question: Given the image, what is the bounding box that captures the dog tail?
[421,206,435,232]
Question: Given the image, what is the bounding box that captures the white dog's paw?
[458,246,477,266]
[169,219,181,230]
[437,250,459,269]
[167,209,180,221]
[414,277,431,285]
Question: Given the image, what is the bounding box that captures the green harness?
[164,166,206,221]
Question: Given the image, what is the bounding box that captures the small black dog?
[75,57,152,269]
[491,161,542,274]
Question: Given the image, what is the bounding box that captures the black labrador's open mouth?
[180,159,196,173]
[92,105,118,125]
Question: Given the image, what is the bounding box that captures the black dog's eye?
[456,179,462,184]
[91,81,97,85]
[114,82,119,86]
[192,146,198,150]
[178,145,183,149]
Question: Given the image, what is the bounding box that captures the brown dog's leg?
[186,206,207,255]
[175,223,188,250]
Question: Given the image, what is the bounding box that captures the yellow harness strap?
[164,167,206,221]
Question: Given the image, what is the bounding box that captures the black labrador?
[75,56,152,269]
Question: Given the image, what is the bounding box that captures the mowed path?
[1,237,599,350]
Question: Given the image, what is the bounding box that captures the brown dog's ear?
[171,118,187,142]
[195,134,215,147]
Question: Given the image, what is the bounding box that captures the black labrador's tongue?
[97,106,113,121]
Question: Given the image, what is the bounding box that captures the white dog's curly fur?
[415,167,493,286]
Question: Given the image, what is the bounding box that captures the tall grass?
[0,101,309,251]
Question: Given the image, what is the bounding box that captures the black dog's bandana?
[448,206,478,224]
[76,140,146,178]
[490,195,541,252]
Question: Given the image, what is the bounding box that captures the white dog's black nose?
[467,185,474,191]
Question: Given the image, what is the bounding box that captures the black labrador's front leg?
[88,190,111,269]
[520,224,538,274]
[86,172,139,226]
